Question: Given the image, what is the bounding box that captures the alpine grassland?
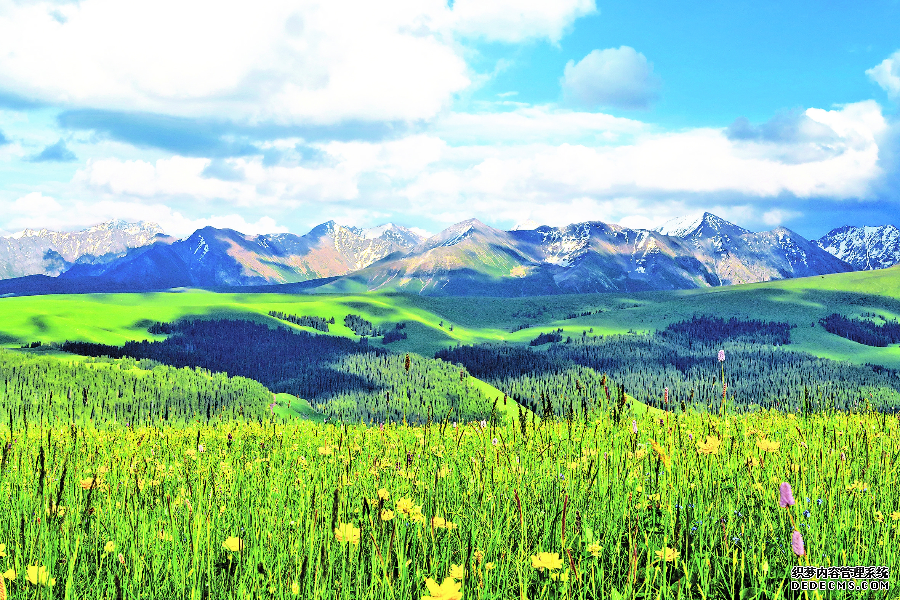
[3,269,900,598]
[0,395,898,599]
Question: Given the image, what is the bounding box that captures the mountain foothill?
[1,213,898,297]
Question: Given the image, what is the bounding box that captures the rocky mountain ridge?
[1,213,893,297]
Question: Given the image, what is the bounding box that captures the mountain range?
[0,213,896,297]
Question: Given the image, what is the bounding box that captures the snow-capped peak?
[654,212,750,240]
[512,219,541,231]
[362,223,394,239]
[654,213,706,237]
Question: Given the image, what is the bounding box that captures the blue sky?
[0,0,898,239]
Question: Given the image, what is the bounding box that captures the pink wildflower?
[779,482,795,508]
[791,530,805,556]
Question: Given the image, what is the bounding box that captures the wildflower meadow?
[0,400,897,599]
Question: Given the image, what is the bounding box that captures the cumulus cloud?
[0,0,598,127]
[0,128,8,145]
[39,101,889,238]
[29,138,76,162]
[561,47,661,110]
[2,192,64,231]
[726,109,839,144]
[866,50,900,100]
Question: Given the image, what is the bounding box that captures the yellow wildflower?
[422,577,462,600]
[485,562,495,570]
[697,436,721,455]
[381,509,395,521]
[291,581,300,595]
[449,564,466,579]
[158,531,173,542]
[377,488,390,500]
[531,552,563,571]
[875,511,884,523]
[587,542,601,557]
[649,439,671,469]
[26,565,55,587]
[2,568,15,580]
[432,517,447,529]
[334,522,360,545]
[222,537,244,552]
[655,547,679,563]
[104,541,115,554]
[757,438,780,453]
[891,511,900,521]
[396,497,414,516]
[80,477,101,490]
[550,568,570,582]
[0,544,4,558]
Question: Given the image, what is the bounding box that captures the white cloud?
[54,102,889,235]
[0,0,599,126]
[0,195,288,237]
[7,192,63,229]
[432,105,647,144]
[760,209,801,226]
[561,47,661,110]
[866,51,900,100]
[451,0,596,44]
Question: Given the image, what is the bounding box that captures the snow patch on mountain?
[816,225,900,270]
[654,213,705,238]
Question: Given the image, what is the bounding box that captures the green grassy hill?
[3,266,900,370]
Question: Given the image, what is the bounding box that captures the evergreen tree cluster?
[529,330,563,346]
[62,319,490,425]
[0,349,271,426]
[437,315,900,417]
[819,313,900,347]
[267,311,334,332]
[382,323,408,344]
[657,315,792,346]
[343,314,384,337]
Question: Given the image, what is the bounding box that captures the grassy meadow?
[3,267,900,368]
[2,268,900,598]
[0,403,896,599]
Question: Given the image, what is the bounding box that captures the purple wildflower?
[718,350,725,363]
[779,482,795,508]
[791,530,805,556]
[632,420,637,434]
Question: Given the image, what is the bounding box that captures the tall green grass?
[0,402,895,599]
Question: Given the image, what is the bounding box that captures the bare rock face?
[816,225,900,271]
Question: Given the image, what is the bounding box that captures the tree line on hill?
[268,311,334,332]
[61,319,490,425]
[819,313,900,347]
[437,315,900,416]
[0,349,272,427]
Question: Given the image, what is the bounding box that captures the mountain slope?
[0,220,164,279]
[0,221,426,294]
[816,225,900,270]
[655,213,853,285]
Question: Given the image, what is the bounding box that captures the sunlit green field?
[3,266,900,368]
[0,404,896,599]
